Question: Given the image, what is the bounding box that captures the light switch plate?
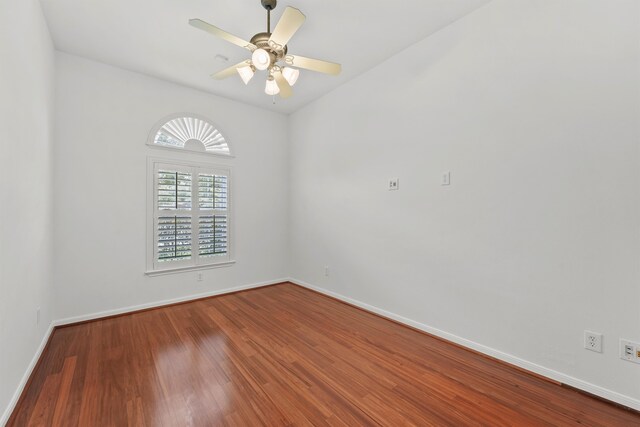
[388,178,399,191]
[442,172,451,186]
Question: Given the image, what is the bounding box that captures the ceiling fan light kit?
[265,77,280,95]
[251,48,271,71]
[282,67,299,86]
[189,0,341,100]
[236,65,255,85]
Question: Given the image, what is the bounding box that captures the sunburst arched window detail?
[150,115,231,156]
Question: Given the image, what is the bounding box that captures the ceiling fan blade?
[211,61,251,80]
[189,19,257,51]
[285,55,341,75]
[273,70,293,98]
[268,7,306,51]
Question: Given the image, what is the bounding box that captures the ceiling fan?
[189,0,341,99]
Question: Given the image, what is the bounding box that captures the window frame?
[146,157,235,276]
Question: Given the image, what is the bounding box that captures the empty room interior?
[2,0,640,425]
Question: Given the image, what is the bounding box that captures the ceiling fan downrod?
[261,0,277,33]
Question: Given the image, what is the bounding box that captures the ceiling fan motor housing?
[250,32,287,58]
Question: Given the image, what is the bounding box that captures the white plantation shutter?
[198,215,228,256]
[198,174,228,257]
[157,171,192,210]
[157,216,192,261]
[150,161,232,273]
[150,116,231,156]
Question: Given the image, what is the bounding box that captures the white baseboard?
[1,278,288,426]
[53,278,289,327]
[288,277,640,412]
[1,323,55,426]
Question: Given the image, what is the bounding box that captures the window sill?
[145,260,236,277]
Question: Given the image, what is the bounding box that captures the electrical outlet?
[388,178,399,191]
[197,273,203,282]
[324,266,330,277]
[584,331,602,353]
[620,339,640,364]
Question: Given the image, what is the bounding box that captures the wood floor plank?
[50,356,77,426]
[7,283,640,426]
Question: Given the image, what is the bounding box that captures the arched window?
[147,114,232,157]
[146,114,234,275]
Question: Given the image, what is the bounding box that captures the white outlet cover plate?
[442,172,451,186]
[584,331,603,353]
[620,339,640,364]
[388,178,399,191]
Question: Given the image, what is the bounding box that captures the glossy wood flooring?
[8,283,640,426]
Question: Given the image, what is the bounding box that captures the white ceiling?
[40,0,488,114]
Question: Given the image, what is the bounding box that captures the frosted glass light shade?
[251,49,271,71]
[265,78,280,95]
[236,66,255,85]
[282,67,300,86]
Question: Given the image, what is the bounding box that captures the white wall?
[53,53,289,321]
[0,0,55,422]
[289,0,640,406]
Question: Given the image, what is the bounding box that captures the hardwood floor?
[8,283,640,426]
